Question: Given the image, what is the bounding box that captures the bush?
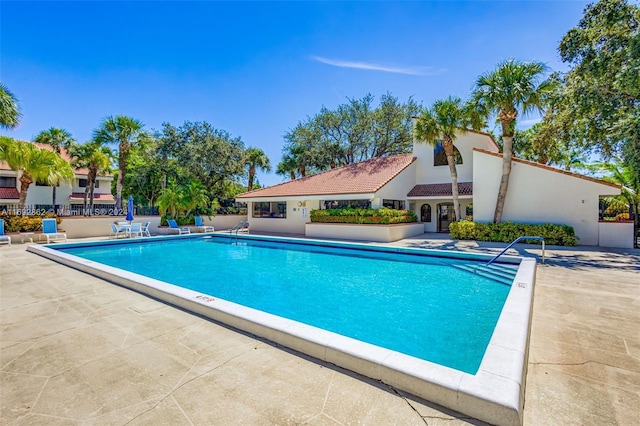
[449,220,577,246]
[0,212,61,233]
[615,212,630,221]
[310,207,417,225]
[159,213,194,227]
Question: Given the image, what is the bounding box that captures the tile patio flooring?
[1,235,638,425]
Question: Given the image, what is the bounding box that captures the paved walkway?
[1,236,638,425]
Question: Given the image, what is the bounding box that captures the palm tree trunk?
[18,174,32,210]
[83,184,90,216]
[52,186,57,213]
[248,166,255,191]
[116,142,128,210]
[289,171,296,180]
[443,138,461,222]
[494,132,514,223]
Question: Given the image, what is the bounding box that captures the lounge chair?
[128,222,143,238]
[194,216,214,233]
[41,218,67,243]
[141,221,151,237]
[239,221,250,234]
[167,219,190,235]
[109,223,127,239]
[0,219,11,246]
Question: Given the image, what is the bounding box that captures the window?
[433,141,463,166]
[253,202,287,218]
[321,200,371,209]
[421,204,432,222]
[78,179,99,188]
[382,199,405,210]
[0,176,17,187]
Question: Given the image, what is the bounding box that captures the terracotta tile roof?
[473,148,622,189]
[407,182,473,197]
[237,154,416,199]
[69,192,115,201]
[0,187,20,199]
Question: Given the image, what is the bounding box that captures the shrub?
[310,208,417,225]
[449,220,577,246]
[0,212,61,232]
[615,212,630,221]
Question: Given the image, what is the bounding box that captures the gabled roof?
[408,182,473,197]
[473,148,621,189]
[0,188,20,199]
[237,154,416,199]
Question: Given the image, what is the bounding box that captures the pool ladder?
[486,236,545,265]
[228,221,250,243]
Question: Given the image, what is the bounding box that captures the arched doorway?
[437,203,455,232]
[420,204,432,223]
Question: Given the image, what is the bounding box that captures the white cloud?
[310,56,446,76]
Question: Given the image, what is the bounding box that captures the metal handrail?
[486,236,545,266]
[228,221,249,243]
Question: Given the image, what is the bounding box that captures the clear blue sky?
[1,1,588,187]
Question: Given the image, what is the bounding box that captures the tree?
[69,141,113,215]
[34,127,75,209]
[182,180,210,217]
[553,0,640,172]
[156,121,246,200]
[280,93,419,180]
[0,83,21,129]
[276,154,298,181]
[0,137,74,210]
[93,115,147,210]
[471,59,555,222]
[155,184,184,219]
[598,160,639,247]
[414,96,485,222]
[244,147,271,191]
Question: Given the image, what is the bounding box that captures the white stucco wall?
[473,151,620,246]
[413,131,498,185]
[375,162,417,203]
[247,200,321,234]
[597,221,634,248]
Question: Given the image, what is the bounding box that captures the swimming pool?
[29,234,536,426]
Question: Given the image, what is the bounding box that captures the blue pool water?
[58,237,514,374]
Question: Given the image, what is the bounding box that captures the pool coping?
[28,234,535,426]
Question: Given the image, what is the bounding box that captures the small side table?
[20,232,34,243]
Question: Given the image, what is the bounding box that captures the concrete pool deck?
[1,234,639,425]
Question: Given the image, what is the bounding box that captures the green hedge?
[310,208,417,225]
[449,220,577,246]
[0,213,62,233]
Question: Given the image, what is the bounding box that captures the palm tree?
[0,137,74,210]
[244,147,271,191]
[155,184,184,220]
[414,96,485,222]
[276,154,298,181]
[183,181,210,217]
[70,141,113,215]
[471,59,555,222]
[34,127,75,210]
[0,83,21,129]
[93,115,146,210]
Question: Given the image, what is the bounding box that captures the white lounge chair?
[0,219,11,246]
[41,218,67,243]
[167,219,190,234]
[194,216,214,233]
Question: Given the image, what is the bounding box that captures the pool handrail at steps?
[229,221,250,242]
[486,236,545,266]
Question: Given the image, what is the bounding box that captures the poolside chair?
[41,218,67,243]
[141,221,151,237]
[239,221,250,234]
[167,219,190,235]
[0,219,11,246]
[128,222,143,238]
[194,216,214,233]
[109,223,127,239]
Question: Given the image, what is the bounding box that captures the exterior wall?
[375,162,417,205]
[473,151,620,246]
[247,200,320,234]
[413,132,497,185]
[305,222,425,242]
[410,198,472,233]
[598,221,634,248]
[212,214,247,230]
[17,175,115,207]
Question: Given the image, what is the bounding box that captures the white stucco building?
[237,130,628,247]
[0,143,115,214]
